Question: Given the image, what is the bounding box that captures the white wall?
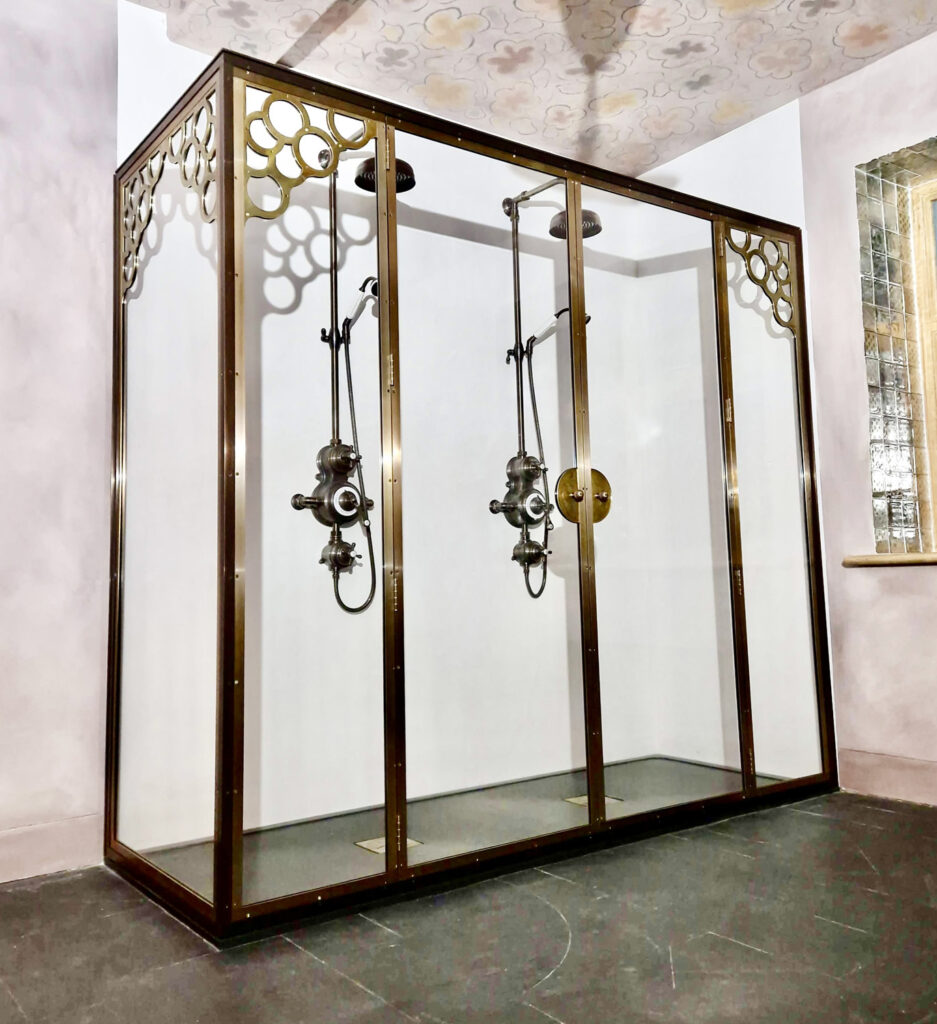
[642,101,806,230]
[118,174,219,850]
[641,103,824,781]
[0,0,116,882]
[725,250,822,780]
[396,134,587,802]
[117,0,208,163]
[583,191,739,772]
[241,94,387,828]
[799,32,937,804]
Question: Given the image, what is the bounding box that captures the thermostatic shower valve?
[292,441,374,575]
[292,443,370,528]
[490,453,554,573]
[489,455,551,529]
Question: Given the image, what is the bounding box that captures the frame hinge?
[725,397,733,423]
[388,352,395,389]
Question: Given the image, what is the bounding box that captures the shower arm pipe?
[328,169,341,444]
[509,202,525,455]
[505,176,564,454]
[509,176,564,207]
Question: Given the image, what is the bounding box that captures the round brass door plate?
[555,467,612,524]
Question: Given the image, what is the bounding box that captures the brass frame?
[107,51,836,942]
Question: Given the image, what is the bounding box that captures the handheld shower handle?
[343,277,379,333]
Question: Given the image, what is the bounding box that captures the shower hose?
[333,318,377,614]
[524,338,552,600]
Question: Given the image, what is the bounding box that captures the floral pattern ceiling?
[133,0,937,175]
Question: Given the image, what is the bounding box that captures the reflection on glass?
[725,232,823,783]
[583,187,746,819]
[397,134,588,864]
[118,128,219,901]
[240,89,386,904]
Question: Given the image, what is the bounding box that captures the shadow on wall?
[129,181,218,300]
[563,2,634,166]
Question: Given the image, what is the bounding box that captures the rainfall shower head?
[548,208,603,239]
[353,156,416,194]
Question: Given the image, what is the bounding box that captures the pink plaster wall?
[800,32,937,805]
[0,0,116,880]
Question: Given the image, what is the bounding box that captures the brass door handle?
[571,490,585,502]
[595,491,609,503]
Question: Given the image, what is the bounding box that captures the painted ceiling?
[133,0,937,175]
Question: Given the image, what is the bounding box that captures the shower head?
[548,208,603,239]
[353,156,416,194]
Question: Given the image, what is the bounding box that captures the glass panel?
[724,232,823,783]
[240,89,386,903]
[397,134,587,865]
[118,105,219,901]
[582,187,744,819]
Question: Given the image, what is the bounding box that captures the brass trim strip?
[713,219,757,795]
[789,236,837,784]
[213,59,244,927]
[376,123,407,876]
[226,51,803,240]
[104,170,127,853]
[566,178,606,826]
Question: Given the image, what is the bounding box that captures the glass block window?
[856,146,935,553]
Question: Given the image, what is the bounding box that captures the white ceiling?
[133,0,937,174]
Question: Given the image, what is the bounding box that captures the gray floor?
[2,791,937,1022]
[147,757,765,905]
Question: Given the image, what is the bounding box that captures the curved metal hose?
[334,324,376,613]
[524,339,551,600]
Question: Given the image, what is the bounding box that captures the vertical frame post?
[105,173,127,854]
[712,219,757,795]
[565,178,606,826]
[790,239,837,784]
[214,58,245,925]
[375,123,407,874]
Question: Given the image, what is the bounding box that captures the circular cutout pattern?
[725,228,796,331]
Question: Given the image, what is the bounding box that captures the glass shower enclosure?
[107,52,835,941]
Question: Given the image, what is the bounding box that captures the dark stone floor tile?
[0,868,146,941]
[0,899,211,1022]
[3,792,937,1024]
[844,901,937,1012]
[69,937,407,1024]
[805,793,937,832]
[289,878,574,1023]
[0,980,26,1024]
[535,937,846,1024]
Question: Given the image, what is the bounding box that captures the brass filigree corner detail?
[120,92,218,297]
[244,91,376,220]
[726,228,797,333]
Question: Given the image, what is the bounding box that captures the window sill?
[842,553,937,567]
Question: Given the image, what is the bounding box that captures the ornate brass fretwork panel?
[726,228,796,333]
[120,91,217,298]
[244,90,376,220]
